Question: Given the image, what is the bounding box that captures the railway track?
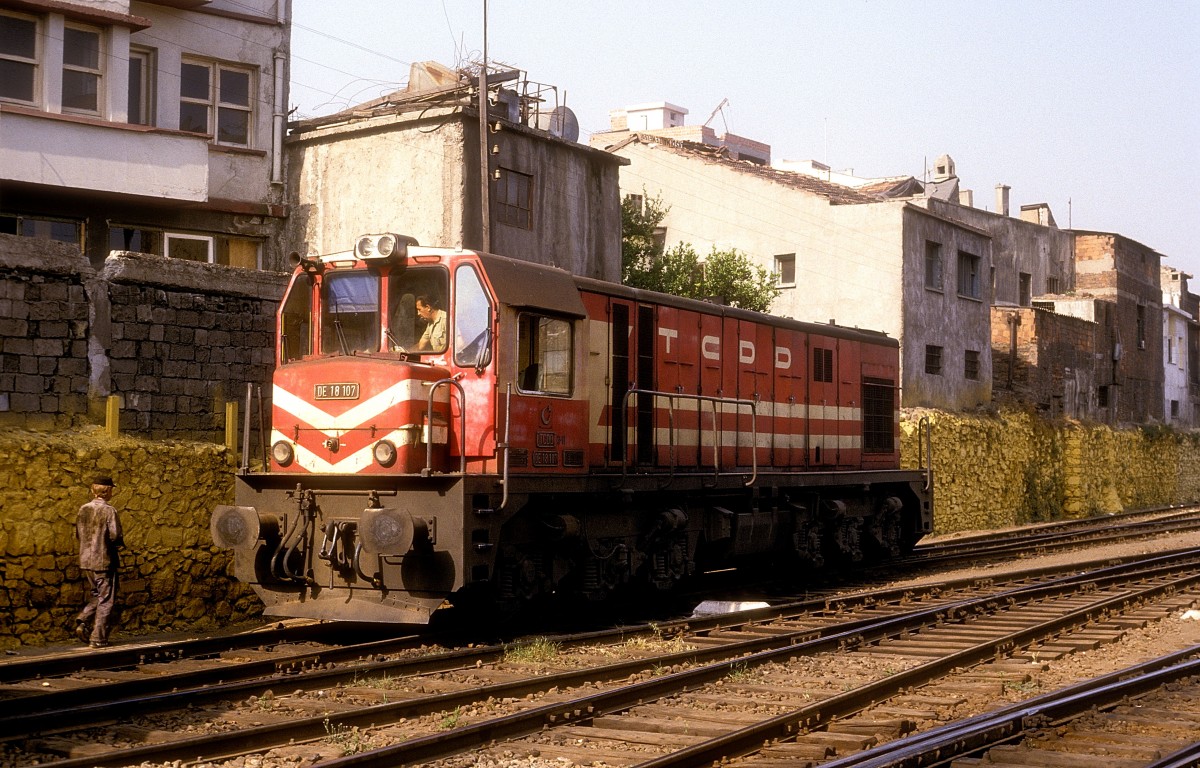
[0,539,1196,767]
[818,647,1200,768]
[902,505,1200,569]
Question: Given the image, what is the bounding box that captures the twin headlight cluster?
[270,439,398,468]
[354,233,417,261]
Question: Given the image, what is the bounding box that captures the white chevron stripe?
[273,380,445,437]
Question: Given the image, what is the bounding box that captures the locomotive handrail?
[240,382,252,473]
[423,377,467,477]
[918,415,933,491]
[620,388,758,487]
[499,383,511,510]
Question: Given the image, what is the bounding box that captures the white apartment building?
[0,0,291,269]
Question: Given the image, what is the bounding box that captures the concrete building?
[912,190,1075,311]
[1161,266,1199,427]
[287,62,624,281]
[0,0,291,270]
[602,132,994,411]
[591,101,770,165]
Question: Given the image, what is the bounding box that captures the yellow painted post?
[105,395,120,437]
[225,401,239,456]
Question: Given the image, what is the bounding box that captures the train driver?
[415,295,448,351]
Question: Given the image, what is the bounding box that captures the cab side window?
[453,265,493,368]
[517,313,572,395]
[280,276,313,363]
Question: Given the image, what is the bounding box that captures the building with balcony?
[0,0,290,270]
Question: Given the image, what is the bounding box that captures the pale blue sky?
[290,1,1199,278]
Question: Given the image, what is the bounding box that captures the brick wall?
[0,234,288,441]
[991,307,1098,418]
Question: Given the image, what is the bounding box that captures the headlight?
[271,440,295,467]
[355,236,376,259]
[376,234,396,257]
[355,233,416,261]
[373,439,397,467]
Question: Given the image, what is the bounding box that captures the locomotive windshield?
[278,266,450,362]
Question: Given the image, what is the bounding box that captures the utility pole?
[477,0,491,252]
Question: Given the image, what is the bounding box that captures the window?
[624,193,644,212]
[165,233,213,262]
[108,226,154,253]
[1046,275,1060,294]
[128,48,154,125]
[0,12,37,104]
[861,378,895,454]
[957,251,981,299]
[494,168,533,229]
[111,226,257,266]
[517,313,573,395]
[217,238,260,269]
[1098,386,1109,408]
[924,241,942,290]
[1,213,82,248]
[925,344,943,375]
[62,24,102,114]
[775,253,796,286]
[322,272,379,355]
[1172,400,1180,419]
[453,265,493,369]
[1019,272,1031,306]
[964,349,980,380]
[279,275,313,363]
[1136,304,1146,349]
[180,58,253,146]
[812,347,833,383]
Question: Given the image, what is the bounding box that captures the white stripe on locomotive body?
[272,425,450,474]
[588,398,867,444]
[273,380,447,436]
[651,427,863,451]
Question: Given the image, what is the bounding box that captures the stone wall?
[901,408,1200,534]
[5,411,1200,649]
[0,429,259,650]
[0,233,288,441]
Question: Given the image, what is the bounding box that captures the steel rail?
[311,561,1200,768]
[911,504,1194,552]
[815,645,1200,768]
[910,509,1200,559]
[0,621,338,685]
[23,549,1200,767]
[104,551,1199,768]
[16,544,1200,740]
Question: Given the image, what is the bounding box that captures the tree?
[621,193,781,313]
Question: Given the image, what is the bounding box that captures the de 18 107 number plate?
[314,383,360,400]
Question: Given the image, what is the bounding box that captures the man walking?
[75,476,123,648]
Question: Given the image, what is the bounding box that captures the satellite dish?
[531,106,579,142]
[549,106,580,142]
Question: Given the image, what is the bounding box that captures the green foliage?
[621,192,780,313]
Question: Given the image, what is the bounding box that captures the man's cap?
[93,476,115,487]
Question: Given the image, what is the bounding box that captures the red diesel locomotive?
[211,234,933,623]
